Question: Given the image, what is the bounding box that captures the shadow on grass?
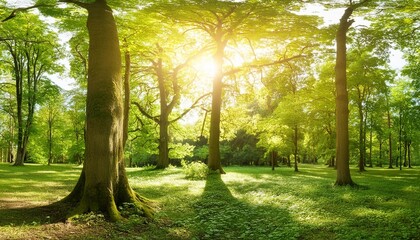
[192,173,297,240]
[0,200,69,226]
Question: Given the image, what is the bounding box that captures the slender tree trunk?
[14,65,24,166]
[62,0,152,221]
[407,140,412,168]
[403,140,407,167]
[271,151,275,171]
[398,110,402,170]
[334,6,356,186]
[208,28,227,174]
[378,139,383,167]
[48,117,53,165]
[368,123,373,167]
[387,105,393,168]
[294,125,299,172]
[357,97,365,171]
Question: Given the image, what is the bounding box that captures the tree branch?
[223,54,306,76]
[2,4,53,22]
[132,101,159,124]
[2,0,91,23]
[169,92,211,124]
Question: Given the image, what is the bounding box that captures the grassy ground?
[0,163,419,239]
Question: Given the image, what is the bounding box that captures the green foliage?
[181,160,209,180]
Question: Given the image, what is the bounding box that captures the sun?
[192,55,218,80]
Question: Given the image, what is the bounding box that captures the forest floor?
[0,163,419,240]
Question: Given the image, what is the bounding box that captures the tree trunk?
[48,117,53,166]
[334,6,355,186]
[403,140,407,167]
[157,119,170,169]
[155,53,170,169]
[271,151,275,171]
[387,105,393,168]
[357,97,365,171]
[208,28,226,174]
[14,57,24,166]
[407,140,412,168]
[398,110,402,170]
[368,121,373,168]
[62,0,152,221]
[378,139,383,167]
[293,125,299,172]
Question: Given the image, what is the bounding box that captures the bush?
[181,160,209,180]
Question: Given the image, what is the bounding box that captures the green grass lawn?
[0,163,419,239]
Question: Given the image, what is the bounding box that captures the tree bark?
[334,6,356,186]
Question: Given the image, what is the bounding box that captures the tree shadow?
[0,201,69,226]
[192,173,297,240]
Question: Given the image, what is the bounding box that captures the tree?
[0,77,15,163]
[3,0,152,220]
[148,0,319,173]
[131,44,210,169]
[0,13,61,166]
[334,0,371,186]
[347,28,394,171]
[36,81,63,165]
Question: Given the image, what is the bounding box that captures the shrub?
[181,160,209,180]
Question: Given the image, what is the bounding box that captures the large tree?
[334,0,371,186]
[3,0,152,220]
[148,0,318,173]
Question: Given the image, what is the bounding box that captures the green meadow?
[0,163,419,240]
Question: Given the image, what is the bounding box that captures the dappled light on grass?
[0,164,81,204]
[0,164,419,239]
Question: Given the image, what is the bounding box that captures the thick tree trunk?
[334,6,355,186]
[63,0,152,221]
[208,30,226,174]
[155,54,170,169]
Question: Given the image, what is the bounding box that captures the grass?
[0,163,419,239]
